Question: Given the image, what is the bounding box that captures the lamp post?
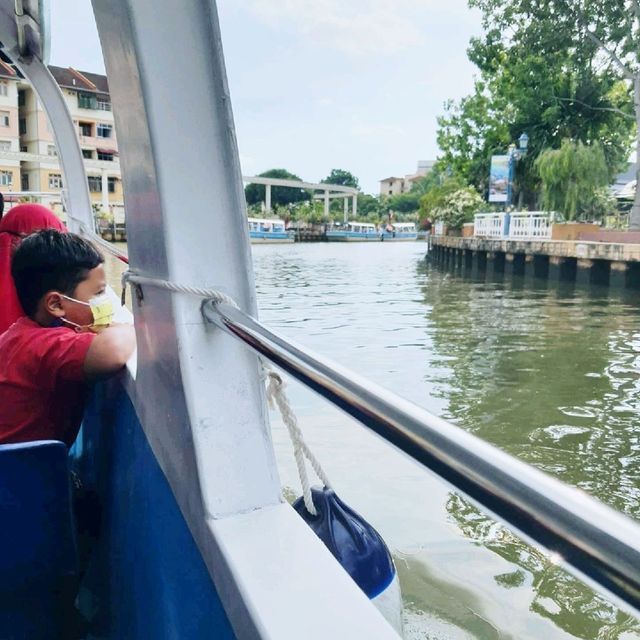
[506,132,529,207]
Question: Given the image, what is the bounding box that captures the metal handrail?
[202,300,640,616]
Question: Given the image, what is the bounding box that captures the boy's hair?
[12,229,104,316]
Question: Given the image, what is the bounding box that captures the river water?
[107,241,640,639]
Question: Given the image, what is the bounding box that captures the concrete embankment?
[429,235,640,289]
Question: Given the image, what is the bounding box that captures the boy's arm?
[83,324,136,381]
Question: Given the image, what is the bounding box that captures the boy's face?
[59,264,107,327]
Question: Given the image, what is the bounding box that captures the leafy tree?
[321,168,360,189]
[386,191,422,214]
[356,193,383,219]
[468,0,640,226]
[535,140,609,220]
[438,5,635,211]
[420,177,483,229]
[245,169,311,207]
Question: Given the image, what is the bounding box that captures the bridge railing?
[474,213,507,238]
[474,212,553,240]
[509,212,552,239]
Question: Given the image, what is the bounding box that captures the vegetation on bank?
[437,0,638,227]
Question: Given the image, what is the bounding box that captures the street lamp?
[507,132,528,206]
[518,132,529,154]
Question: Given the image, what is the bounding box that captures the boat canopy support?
[0,0,93,233]
[202,298,640,618]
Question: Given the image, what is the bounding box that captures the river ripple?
[107,241,640,639]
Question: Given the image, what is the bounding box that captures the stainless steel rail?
[203,300,640,616]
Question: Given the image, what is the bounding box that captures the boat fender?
[293,486,403,635]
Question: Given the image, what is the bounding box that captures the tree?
[468,0,640,227]
[321,168,360,190]
[419,177,483,229]
[244,169,311,207]
[356,193,383,219]
[535,140,610,220]
[438,8,634,210]
[385,191,422,214]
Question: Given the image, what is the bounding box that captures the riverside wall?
[428,235,640,289]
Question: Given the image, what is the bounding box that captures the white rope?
[121,271,239,308]
[265,368,331,515]
[120,270,331,515]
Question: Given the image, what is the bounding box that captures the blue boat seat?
[0,440,78,639]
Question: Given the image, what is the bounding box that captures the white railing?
[509,212,552,239]
[474,212,552,240]
[474,212,507,238]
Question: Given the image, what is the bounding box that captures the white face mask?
[60,292,114,331]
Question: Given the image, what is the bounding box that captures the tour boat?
[379,222,418,241]
[1,2,639,640]
[247,217,294,243]
[326,221,379,241]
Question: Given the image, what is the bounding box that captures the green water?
[106,242,640,639]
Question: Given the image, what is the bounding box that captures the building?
[379,161,435,197]
[0,61,122,220]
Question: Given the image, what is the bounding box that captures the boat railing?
[201,299,640,617]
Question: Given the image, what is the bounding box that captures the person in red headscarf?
[0,203,66,333]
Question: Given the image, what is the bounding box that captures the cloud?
[239,0,427,56]
[349,121,406,138]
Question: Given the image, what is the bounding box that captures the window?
[82,149,94,159]
[0,81,8,97]
[20,145,27,152]
[0,171,12,186]
[97,151,113,161]
[97,100,111,111]
[21,173,28,191]
[47,144,57,157]
[0,111,10,127]
[49,173,63,189]
[17,90,25,106]
[79,122,93,137]
[96,123,112,138]
[78,92,97,110]
[0,140,10,152]
[19,118,26,135]
[88,176,102,193]
[108,177,117,193]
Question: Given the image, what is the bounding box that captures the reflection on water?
[106,242,640,639]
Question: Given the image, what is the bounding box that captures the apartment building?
[0,61,122,215]
[379,161,435,197]
[0,60,21,192]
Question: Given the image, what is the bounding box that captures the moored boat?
[379,222,418,241]
[326,221,379,241]
[248,217,294,243]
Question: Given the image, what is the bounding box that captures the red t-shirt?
[0,317,95,446]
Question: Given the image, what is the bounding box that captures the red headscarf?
[0,204,66,333]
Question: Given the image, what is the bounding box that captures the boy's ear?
[44,291,65,318]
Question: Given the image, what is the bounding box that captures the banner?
[488,155,510,203]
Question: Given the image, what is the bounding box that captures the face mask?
[60,293,114,331]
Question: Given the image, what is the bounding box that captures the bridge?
[0,149,358,221]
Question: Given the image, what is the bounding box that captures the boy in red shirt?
[0,229,136,446]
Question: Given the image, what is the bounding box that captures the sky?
[50,0,483,194]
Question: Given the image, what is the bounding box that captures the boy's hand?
[83,324,136,381]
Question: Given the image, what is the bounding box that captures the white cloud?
[349,121,406,138]
[240,0,427,56]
